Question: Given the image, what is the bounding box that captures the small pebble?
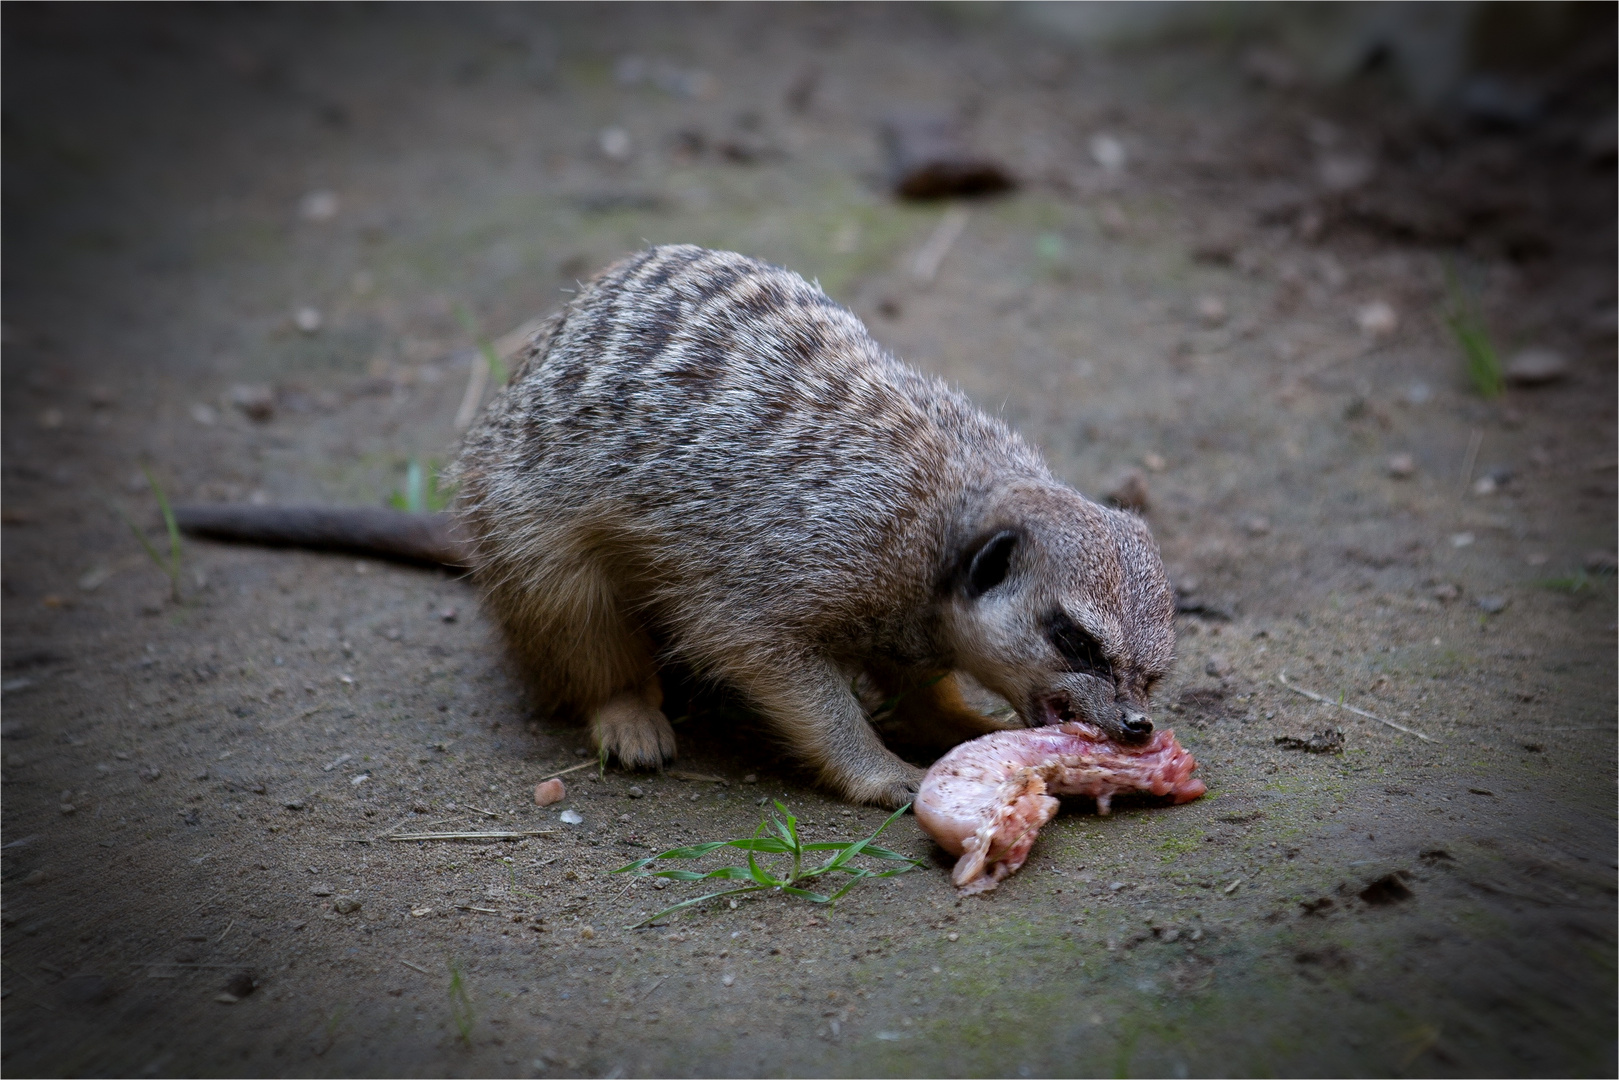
[946,932,959,942]
[1385,453,1416,478]
[311,884,334,896]
[333,897,362,915]
[1204,655,1233,678]
[1141,452,1167,472]
[534,779,566,806]
[626,786,644,799]
[1088,133,1126,173]
[298,190,339,222]
[617,813,631,823]
[559,809,583,825]
[741,774,758,784]
[190,403,219,426]
[721,974,735,987]
[1356,300,1398,338]
[580,926,595,940]
[1195,296,1228,327]
[1431,583,1460,603]
[1403,382,1433,406]
[1450,532,1475,548]
[227,384,275,422]
[1504,347,1568,386]
[292,307,323,334]
[599,127,633,162]
[1105,471,1150,514]
[1242,515,1271,537]
[1475,595,1509,615]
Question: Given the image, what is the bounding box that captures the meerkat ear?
[966,530,1019,598]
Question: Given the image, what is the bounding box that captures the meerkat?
[444,245,1175,807]
[178,245,1176,808]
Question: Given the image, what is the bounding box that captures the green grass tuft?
[118,467,184,604]
[1442,265,1503,398]
[614,801,923,928]
[455,304,508,385]
[387,457,454,513]
[447,960,474,1045]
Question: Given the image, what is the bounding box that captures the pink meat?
[914,722,1206,893]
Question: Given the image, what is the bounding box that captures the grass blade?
[628,884,765,929]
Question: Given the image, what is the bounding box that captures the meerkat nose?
[1119,709,1153,739]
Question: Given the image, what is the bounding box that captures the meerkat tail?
[172,504,471,568]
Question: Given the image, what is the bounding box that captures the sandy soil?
[3,6,1615,1077]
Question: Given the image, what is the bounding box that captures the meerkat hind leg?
[589,679,676,769]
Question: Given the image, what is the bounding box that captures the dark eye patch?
[1044,611,1111,678]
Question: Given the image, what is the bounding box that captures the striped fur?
[452,246,1175,806]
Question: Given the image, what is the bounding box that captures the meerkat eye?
[965,530,1019,597]
[1043,611,1111,678]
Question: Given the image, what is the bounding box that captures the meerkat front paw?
[589,693,677,769]
[843,762,926,809]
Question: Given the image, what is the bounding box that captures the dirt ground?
[3,5,1615,1077]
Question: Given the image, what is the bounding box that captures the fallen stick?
[399,958,430,975]
[1277,670,1435,743]
[536,760,597,783]
[386,831,549,842]
[911,207,970,282]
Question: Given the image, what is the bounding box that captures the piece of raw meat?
[914,722,1206,893]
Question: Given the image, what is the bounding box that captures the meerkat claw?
[589,694,677,769]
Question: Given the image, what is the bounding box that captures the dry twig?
[1277,670,1435,743]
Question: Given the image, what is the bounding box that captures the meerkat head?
[941,480,1176,745]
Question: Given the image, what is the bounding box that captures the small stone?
[626,785,644,799]
[946,932,959,942]
[1385,453,1416,478]
[559,809,583,825]
[411,907,433,917]
[311,884,334,896]
[283,798,306,811]
[292,307,323,334]
[1204,655,1233,678]
[1403,382,1433,406]
[1141,452,1167,473]
[1356,300,1398,338]
[190,403,219,426]
[1431,583,1460,603]
[1475,595,1509,615]
[1105,471,1150,514]
[1195,296,1227,327]
[534,779,566,807]
[1472,475,1498,496]
[333,897,361,915]
[599,127,633,162]
[1273,728,1345,754]
[1504,347,1568,386]
[1449,532,1475,548]
[579,925,595,940]
[617,813,631,823]
[298,190,339,222]
[1583,551,1618,574]
[1089,133,1126,173]
[1242,515,1271,537]
[721,973,734,987]
[141,767,162,782]
[60,803,76,815]
[741,774,758,785]
[227,384,276,422]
